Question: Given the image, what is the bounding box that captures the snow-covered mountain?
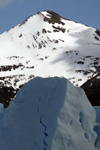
[0,11,100,106]
[0,77,100,150]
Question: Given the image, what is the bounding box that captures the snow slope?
[0,11,100,106]
[0,77,99,150]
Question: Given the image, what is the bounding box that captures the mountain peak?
[19,10,69,28]
[38,10,66,25]
[0,10,100,107]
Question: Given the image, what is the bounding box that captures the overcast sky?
[0,0,100,34]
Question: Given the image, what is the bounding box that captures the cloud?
[0,0,13,9]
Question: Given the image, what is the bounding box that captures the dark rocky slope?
[81,73,100,106]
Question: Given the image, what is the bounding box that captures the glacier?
[0,77,99,150]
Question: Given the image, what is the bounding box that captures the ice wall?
[0,77,98,150]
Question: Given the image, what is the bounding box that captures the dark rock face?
[0,75,34,108]
[0,86,17,108]
[95,29,100,37]
[43,11,66,25]
[81,73,100,106]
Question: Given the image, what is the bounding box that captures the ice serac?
[0,77,99,150]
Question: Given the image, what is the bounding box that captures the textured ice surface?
[0,77,99,150]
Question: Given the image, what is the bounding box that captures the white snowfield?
[0,11,100,89]
[0,77,100,150]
